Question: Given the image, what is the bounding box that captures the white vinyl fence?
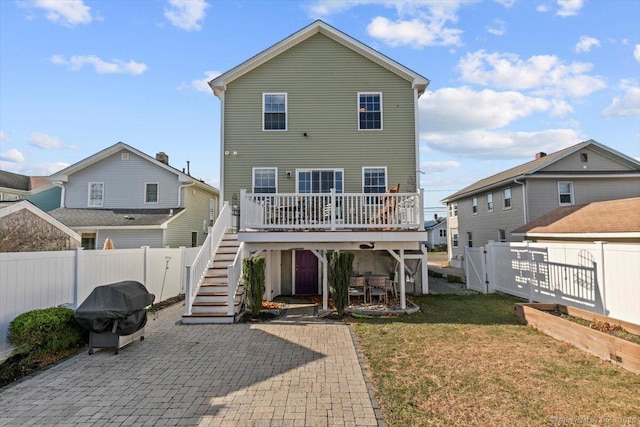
[465,241,640,325]
[0,246,201,359]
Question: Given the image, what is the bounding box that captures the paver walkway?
[0,302,380,427]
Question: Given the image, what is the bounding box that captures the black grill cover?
[75,281,155,335]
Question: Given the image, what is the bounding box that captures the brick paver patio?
[0,302,380,426]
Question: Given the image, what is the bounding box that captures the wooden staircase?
[182,233,244,324]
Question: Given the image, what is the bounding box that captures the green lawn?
[349,294,640,427]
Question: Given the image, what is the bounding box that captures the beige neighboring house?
[185,20,431,322]
[443,139,640,268]
[512,197,640,244]
[0,200,81,252]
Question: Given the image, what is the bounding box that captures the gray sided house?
[0,200,80,252]
[49,142,219,250]
[195,19,430,320]
[442,139,640,267]
[0,170,61,212]
[424,216,447,251]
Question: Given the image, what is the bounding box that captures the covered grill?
[75,281,155,354]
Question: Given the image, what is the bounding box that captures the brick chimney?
[535,152,547,160]
[156,152,169,165]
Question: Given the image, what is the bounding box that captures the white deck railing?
[239,189,424,231]
[226,242,245,315]
[184,202,232,316]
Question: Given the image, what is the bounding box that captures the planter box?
[514,303,640,374]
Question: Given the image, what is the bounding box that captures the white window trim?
[357,91,383,131]
[472,197,478,215]
[503,187,512,210]
[252,167,278,193]
[558,181,574,206]
[295,168,344,193]
[262,92,287,132]
[361,166,388,193]
[486,192,493,212]
[87,182,104,207]
[144,182,159,204]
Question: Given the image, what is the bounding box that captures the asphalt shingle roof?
[513,197,640,234]
[48,208,184,227]
[0,170,31,191]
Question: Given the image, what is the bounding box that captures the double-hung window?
[145,183,158,203]
[358,92,382,130]
[253,168,277,193]
[88,182,104,207]
[449,202,458,218]
[263,93,287,131]
[363,167,386,203]
[297,169,343,194]
[486,192,493,212]
[467,232,473,248]
[503,187,511,209]
[472,197,478,214]
[452,231,459,248]
[558,182,574,205]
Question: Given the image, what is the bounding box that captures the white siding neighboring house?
[424,216,447,251]
[48,142,220,249]
[442,140,640,268]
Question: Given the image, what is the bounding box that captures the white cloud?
[575,36,600,53]
[419,86,572,133]
[634,44,640,63]
[421,129,583,159]
[556,0,583,17]
[179,70,222,93]
[602,82,640,118]
[367,15,463,48]
[28,132,65,149]
[20,0,92,26]
[457,50,606,98]
[536,4,551,12]
[0,148,25,163]
[420,160,461,172]
[0,161,69,176]
[0,131,6,142]
[51,55,147,75]
[164,0,209,31]
[487,19,506,36]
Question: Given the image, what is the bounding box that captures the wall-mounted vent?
[121,152,130,160]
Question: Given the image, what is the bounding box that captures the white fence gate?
[465,241,640,326]
[0,246,201,359]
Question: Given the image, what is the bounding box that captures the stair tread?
[193,301,241,306]
[183,313,237,317]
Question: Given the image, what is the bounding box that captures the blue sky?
[1,0,639,215]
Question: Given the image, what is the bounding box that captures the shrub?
[8,307,87,356]
[328,251,354,316]
[243,257,266,316]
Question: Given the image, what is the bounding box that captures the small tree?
[328,251,354,316]
[243,257,266,316]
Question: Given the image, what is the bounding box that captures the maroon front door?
[295,250,318,294]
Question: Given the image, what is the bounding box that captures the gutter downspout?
[513,178,527,224]
[177,181,196,208]
[52,181,66,208]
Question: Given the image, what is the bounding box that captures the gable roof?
[0,200,81,241]
[48,141,218,193]
[442,139,640,203]
[209,20,430,98]
[512,197,640,237]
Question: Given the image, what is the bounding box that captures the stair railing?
[227,242,245,315]
[184,202,232,316]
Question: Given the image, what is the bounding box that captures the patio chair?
[348,276,366,304]
[373,184,399,229]
[367,275,388,305]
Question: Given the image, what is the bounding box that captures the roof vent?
[535,152,547,159]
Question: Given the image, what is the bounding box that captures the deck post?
[399,249,406,309]
[330,188,336,231]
